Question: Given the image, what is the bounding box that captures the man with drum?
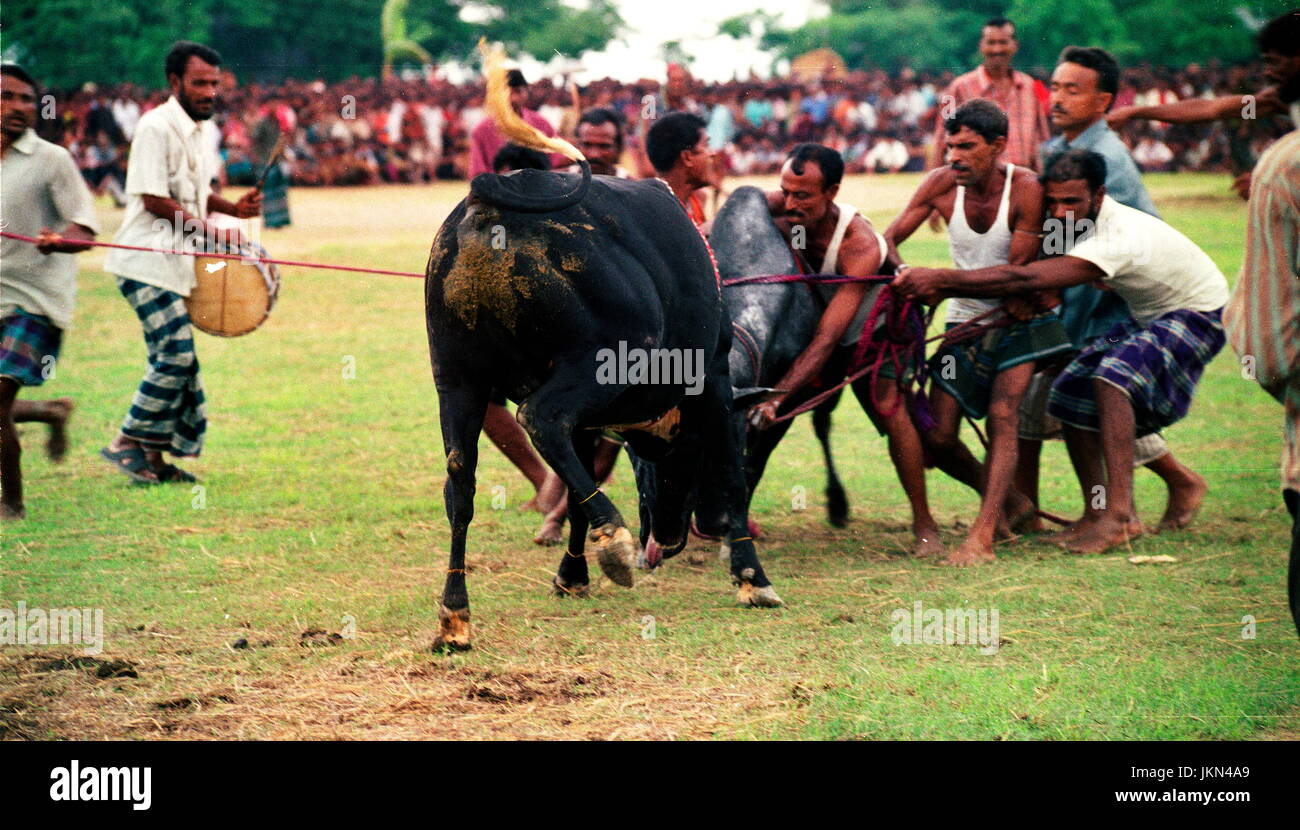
[101,41,261,484]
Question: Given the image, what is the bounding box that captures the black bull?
[424,164,781,651]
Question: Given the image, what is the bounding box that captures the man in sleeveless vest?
[750,143,946,558]
[886,99,1071,565]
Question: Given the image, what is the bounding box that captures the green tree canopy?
[1,0,623,87]
[720,0,1295,76]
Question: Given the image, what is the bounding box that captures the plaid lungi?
[118,278,207,457]
[0,309,62,387]
[930,312,1072,419]
[1048,307,1225,437]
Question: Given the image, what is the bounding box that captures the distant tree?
[382,0,434,79]
[0,0,623,87]
[718,0,1295,75]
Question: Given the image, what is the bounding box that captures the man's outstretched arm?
[892,255,1103,305]
[1107,87,1282,128]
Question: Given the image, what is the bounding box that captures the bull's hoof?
[827,485,849,528]
[589,523,636,588]
[552,576,590,598]
[431,605,472,652]
[736,582,784,608]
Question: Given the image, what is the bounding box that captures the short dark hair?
[785,143,844,190]
[983,16,1016,36]
[1258,8,1300,57]
[1058,46,1120,104]
[0,63,38,92]
[165,41,222,81]
[645,111,706,174]
[506,68,528,89]
[578,107,624,150]
[1041,148,1108,191]
[945,98,1008,143]
[493,143,551,173]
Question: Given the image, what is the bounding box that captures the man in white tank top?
[750,143,946,558]
[886,99,1072,566]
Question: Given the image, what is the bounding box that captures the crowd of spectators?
[33,57,1287,197]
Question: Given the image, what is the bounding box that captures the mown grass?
[1,172,1295,740]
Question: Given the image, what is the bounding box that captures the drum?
[188,241,281,337]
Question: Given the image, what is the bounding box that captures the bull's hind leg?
[518,362,637,589]
[812,393,849,527]
[554,436,596,597]
[432,384,489,652]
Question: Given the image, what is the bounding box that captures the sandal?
[100,446,159,484]
[157,464,197,484]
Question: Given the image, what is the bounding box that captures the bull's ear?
[732,386,782,409]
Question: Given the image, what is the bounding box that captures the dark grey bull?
[424,164,781,651]
[701,186,862,530]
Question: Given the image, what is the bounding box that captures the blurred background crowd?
[34,57,1288,201]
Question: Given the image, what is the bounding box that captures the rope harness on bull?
[721,271,1011,429]
[721,270,1069,527]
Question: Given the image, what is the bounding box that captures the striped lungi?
[1048,307,1225,437]
[117,278,207,457]
[262,163,291,229]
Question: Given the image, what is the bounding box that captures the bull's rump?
[425,174,724,411]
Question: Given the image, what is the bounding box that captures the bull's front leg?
[518,360,637,590]
[702,374,784,608]
[432,384,489,652]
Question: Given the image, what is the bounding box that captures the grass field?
[2,172,1296,740]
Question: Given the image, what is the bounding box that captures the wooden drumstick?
[254,132,288,191]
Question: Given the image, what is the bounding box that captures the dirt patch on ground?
[0,646,791,741]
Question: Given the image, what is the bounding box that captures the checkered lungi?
[1048,307,1225,437]
[117,278,207,457]
[0,309,62,387]
[930,312,1072,420]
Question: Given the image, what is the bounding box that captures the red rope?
[0,231,427,279]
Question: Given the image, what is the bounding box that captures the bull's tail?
[470,40,591,213]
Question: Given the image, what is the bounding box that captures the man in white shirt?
[894,149,1229,555]
[100,41,261,485]
[864,132,908,173]
[1,64,99,520]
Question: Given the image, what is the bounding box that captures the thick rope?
[0,231,427,279]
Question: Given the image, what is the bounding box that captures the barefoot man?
[894,149,1230,555]
[750,143,945,557]
[1021,46,1209,536]
[886,99,1071,565]
[1,64,99,520]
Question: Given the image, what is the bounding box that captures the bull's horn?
[469,40,591,213]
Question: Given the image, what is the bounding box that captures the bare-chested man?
[886,99,1070,565]
[750,143,945,557]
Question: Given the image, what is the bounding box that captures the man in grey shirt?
[1018,46,1206,536]
[0,64,99,520]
